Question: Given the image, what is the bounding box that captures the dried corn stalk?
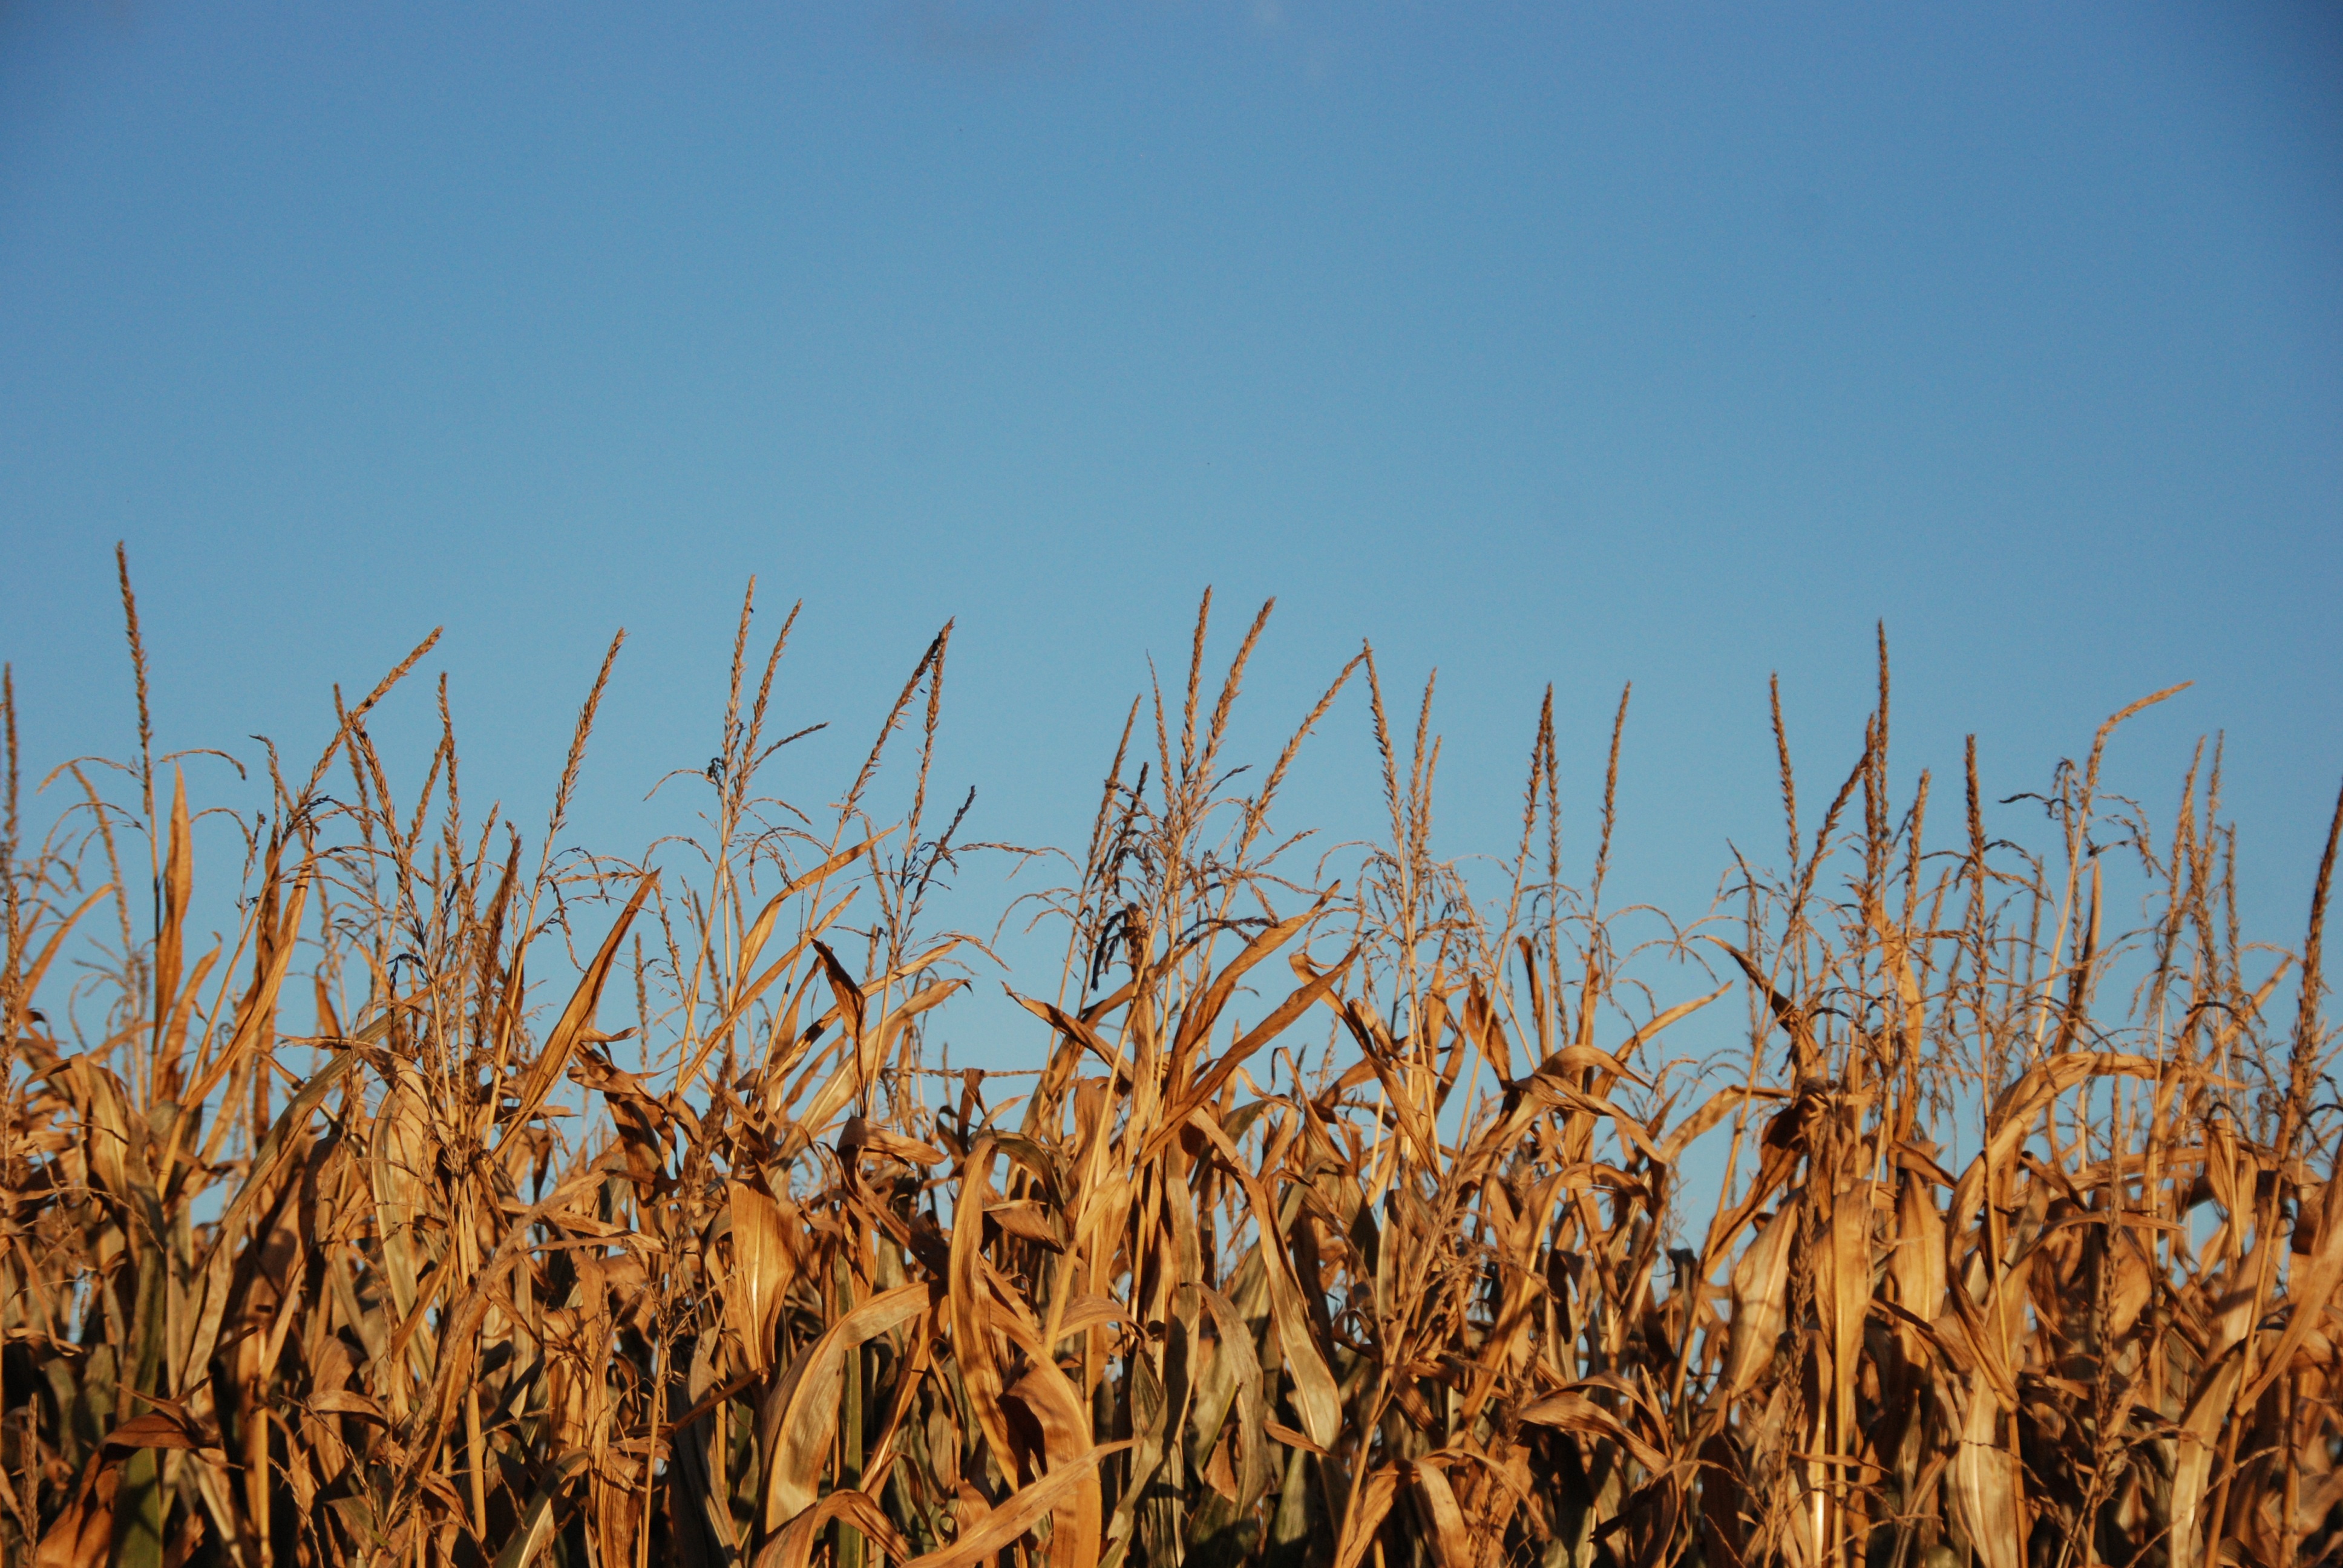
[2,579,2339,1568]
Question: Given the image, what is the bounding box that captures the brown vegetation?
[5,564,2341,1568]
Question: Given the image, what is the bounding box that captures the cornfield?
[5,561,2341,1568]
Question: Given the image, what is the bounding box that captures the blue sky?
[3,2,2339,1068]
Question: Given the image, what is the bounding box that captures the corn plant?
[5,563,2340,1568]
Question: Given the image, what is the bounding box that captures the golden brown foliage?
[4,576,2341,1568]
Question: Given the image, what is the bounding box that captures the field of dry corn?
[5,562,2341,1568]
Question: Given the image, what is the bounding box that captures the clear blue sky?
[4,2,2339,1066]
